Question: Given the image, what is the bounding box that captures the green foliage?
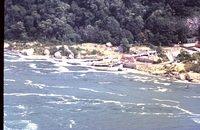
[178,52,200,73]
[156,46,169,62]
[49,47,58,55]
[69,46,78,58]
[190,63,200,73]
[120,38,131,53]
[4,0,200,45]
[90,49,101,55]
[153,59,162,64]
[177,50,192,62]
[191,53,200,62]
[185,62,200,73]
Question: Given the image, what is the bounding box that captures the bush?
[185,62,200,73]
[90,49,102,55]
[49,47,58,55]
[177,50,192,62]
[153,58,162,64]
[120,38,131,53]
[156,47,169,62]
[191,63,200,73]
[191,53,200,62]
[69,46,78,58]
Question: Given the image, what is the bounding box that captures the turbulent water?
[4,50,200,130]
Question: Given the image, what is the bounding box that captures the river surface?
[4,50,200,130]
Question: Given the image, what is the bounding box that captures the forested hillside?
[4,0,200,46]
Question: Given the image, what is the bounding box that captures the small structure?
[187,37,197,43]
[123,63,136,69]
[121,54,135,63]
[182,43,196,48]
[181,40,200,52]
[26,42,38,46]
[106,42,112,47]
[136,56,155,63]
[135,50,157,57]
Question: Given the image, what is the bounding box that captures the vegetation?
[156,46,168,62]
[177,50,200,62]
[185,62,200,73]
[177,50,193,63]
[177,51,200,73]
[90,49,102,55]
[153,59,162,64]
[4,0,200,46]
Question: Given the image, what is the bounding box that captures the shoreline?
[4,41,200,84]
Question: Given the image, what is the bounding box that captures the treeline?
[4,0,200,46]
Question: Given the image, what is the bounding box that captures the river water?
[4,50,200,130]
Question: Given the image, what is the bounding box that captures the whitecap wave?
[51,66,69,73]
[4,93,79,101]
[69,120,76,128]
[4,53,18,58]
[25,122,38,130]
[184,96,200,99]
[79,88,100,93]
[5,79,16,82]
[73,76,79,79]
[123,75,153,83]
[153,80,171,86]
[16,105,26,110]
[77,74,86,77]
[152,98,180,104]
[138,87,148,90]
[50,85,72,89]
[105,92,126,97]
[4,68,11,71]
[136,103,146,106]
[79,87,126,97]
[160,104,200,117]
[31,70,44,74]
[5,120,38,130]
[29,63,37,69]
[47,100,78,105]
[191,117,200,124]
[154,86,169,93]
[24,80,45,89]
[98,81,112,85]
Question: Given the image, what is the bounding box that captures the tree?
[4,0,200,46]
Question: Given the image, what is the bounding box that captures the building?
[187,37,197,43]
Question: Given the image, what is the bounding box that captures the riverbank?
[4,41,200,84]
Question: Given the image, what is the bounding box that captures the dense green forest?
[4,0,200,46]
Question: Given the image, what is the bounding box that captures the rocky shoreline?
[4,41,200,84]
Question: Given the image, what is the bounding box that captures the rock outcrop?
[63,45,74,59]
[44,49,50,56]
[4,43,10,49]
[54,51,62,59]
[21,48,34,56]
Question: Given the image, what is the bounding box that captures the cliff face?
[4,0,200,46]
